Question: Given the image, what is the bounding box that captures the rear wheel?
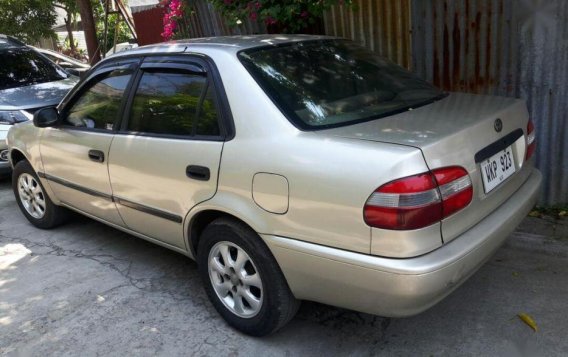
[197,217,299,336]
[12,160,68,229]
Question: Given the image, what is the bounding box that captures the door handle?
[186,165,210,181]
[88,149,105,163]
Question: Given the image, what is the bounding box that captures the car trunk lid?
[319,92,532,243]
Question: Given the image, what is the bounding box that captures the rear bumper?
[263,168,542,317]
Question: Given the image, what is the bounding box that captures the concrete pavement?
[1,178,567,356]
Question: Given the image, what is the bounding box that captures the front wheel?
[12,160,68,229]
[198,217,300,336]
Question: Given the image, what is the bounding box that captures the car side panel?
[181,49,437,256]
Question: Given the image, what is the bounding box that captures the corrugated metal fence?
[187,0,565,204]
[323,0,412,69]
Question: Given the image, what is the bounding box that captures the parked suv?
[7,35,541,336]
[0,35,79,173]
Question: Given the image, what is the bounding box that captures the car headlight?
[0,110,30,125]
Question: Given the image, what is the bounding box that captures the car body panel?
[320,92,532,245]
[108,135,224,249]
[39,128,124,226]
[263,168,541,316]
[0,77,79,111]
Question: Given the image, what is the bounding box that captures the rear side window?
[127,70,220,137]
[65,68,132,130]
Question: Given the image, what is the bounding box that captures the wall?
[133,7,165,45]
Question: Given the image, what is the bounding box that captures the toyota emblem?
[494,118,503,132]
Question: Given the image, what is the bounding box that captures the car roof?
[109,34,337,59]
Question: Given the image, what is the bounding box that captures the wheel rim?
[17,173,46,219]
[208,241,264,318]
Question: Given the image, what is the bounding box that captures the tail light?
[526,120,536,160]
[364,167,472,230]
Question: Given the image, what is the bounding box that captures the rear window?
[0,48,67,91]
[238,40,445,130]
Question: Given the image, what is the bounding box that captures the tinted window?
[239,40,445,130]
[127,70,220,137]
[0,48,68,90]
[196,83,220,136]
[65,68,132,130]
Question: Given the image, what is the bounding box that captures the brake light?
[364,167,472,230]
[526,120,536,160]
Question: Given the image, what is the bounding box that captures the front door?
[108,57,227,249]
[41,63,136,226]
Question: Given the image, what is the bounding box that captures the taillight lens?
[432,167,473,218]
[364,167,472,230]
[526,120,536,160]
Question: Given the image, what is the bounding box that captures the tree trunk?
[64,14,76,52]
[76,0,100,64]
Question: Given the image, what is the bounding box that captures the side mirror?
[33,107,60,128]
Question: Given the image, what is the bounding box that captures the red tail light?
[364,167,472,230]
[526,120,536,160]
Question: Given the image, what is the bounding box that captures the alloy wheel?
[208,241,264,318]
[17,173,46,219]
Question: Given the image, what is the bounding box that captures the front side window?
[65,68,132,130]
[127,70,220,137]
[239,40,445,130]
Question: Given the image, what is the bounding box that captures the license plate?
[480,146,516,193]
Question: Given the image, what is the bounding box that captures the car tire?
[197,217,300,336]
[12,160,68,229]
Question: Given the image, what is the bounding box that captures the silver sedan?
[6,35,541,336]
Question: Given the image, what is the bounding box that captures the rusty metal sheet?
[323,0,412,68]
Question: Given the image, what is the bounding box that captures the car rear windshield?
[0,48,67,91]
[238,40,445,130]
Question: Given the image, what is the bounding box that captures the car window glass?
[65,68,132,130]
[0,48,67,91]
[239,39,445,130]
[128,70,220,137]
[196,83,220,136]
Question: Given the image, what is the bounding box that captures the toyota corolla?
[6,35,541,336]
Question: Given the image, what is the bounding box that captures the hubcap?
[208,241,263,318]
[17,173,46,219]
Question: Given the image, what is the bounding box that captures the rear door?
[40,60,138,225]
[108,56,228,249]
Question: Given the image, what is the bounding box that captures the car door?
[107,56,229,249]
[40,59,139,226]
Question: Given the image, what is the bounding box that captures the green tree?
[0,0,57,43]
[53,0,79,51]
[89,0,135,56]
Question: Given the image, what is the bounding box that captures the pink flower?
[249,11,257,21]
[301,11,308,18]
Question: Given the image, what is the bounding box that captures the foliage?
[161,0,193,41]
[91,1,133,54]
[208,0,354,33]
[0,0,57,43]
